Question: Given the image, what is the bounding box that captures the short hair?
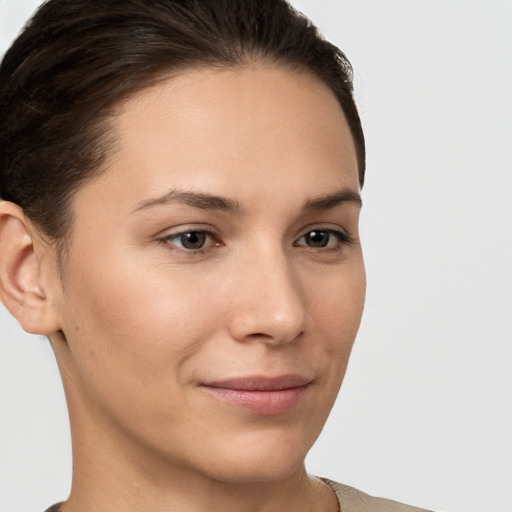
[0,0,365,242]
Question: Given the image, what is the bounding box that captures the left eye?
[295,229,347,248]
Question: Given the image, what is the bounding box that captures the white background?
[1,1,511,511]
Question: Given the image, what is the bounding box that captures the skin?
[0,64,365,512]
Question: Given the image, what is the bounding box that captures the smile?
[199,375,312,416]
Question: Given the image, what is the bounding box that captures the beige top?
[322,479,434,512]
[45,480,435,512]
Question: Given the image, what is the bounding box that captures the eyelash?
[158,227,352,256]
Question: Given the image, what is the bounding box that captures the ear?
[0,201,61,335]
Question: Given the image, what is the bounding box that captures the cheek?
[59,249,223,393]
[309,260,365,396]
[308,258,366,342]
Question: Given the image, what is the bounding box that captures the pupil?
[307,230,329,247]
[180,232,206,249]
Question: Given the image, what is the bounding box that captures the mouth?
[199,375,313,416]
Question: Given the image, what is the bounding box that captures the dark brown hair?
[0,0,365,243]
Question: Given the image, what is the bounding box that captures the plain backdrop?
[1,1,511,511]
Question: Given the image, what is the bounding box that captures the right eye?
[159,229,222,254]
[168,231,207,250]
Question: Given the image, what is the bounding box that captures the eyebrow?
[131,187,362,214]
[304,189,362,211]
[132,189,242,214]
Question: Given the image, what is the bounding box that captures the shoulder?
[321,478,435,512]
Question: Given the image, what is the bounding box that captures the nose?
[227,249,307,346]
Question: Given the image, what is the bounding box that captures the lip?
[199,375,312,416]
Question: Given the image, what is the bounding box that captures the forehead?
[77,64,359,215]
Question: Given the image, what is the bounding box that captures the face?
[49,64,365,484]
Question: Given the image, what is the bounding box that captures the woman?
[0,1,432,511]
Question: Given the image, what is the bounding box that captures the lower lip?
[200,385,309,415]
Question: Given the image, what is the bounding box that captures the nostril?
[246,329,304,346]
[245,332,276,341]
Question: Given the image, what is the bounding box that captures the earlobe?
[0,201,61,335]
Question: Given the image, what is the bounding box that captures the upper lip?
[201,374,313,391]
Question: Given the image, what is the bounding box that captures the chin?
[190,427,317,484]
[205,455,307,485]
